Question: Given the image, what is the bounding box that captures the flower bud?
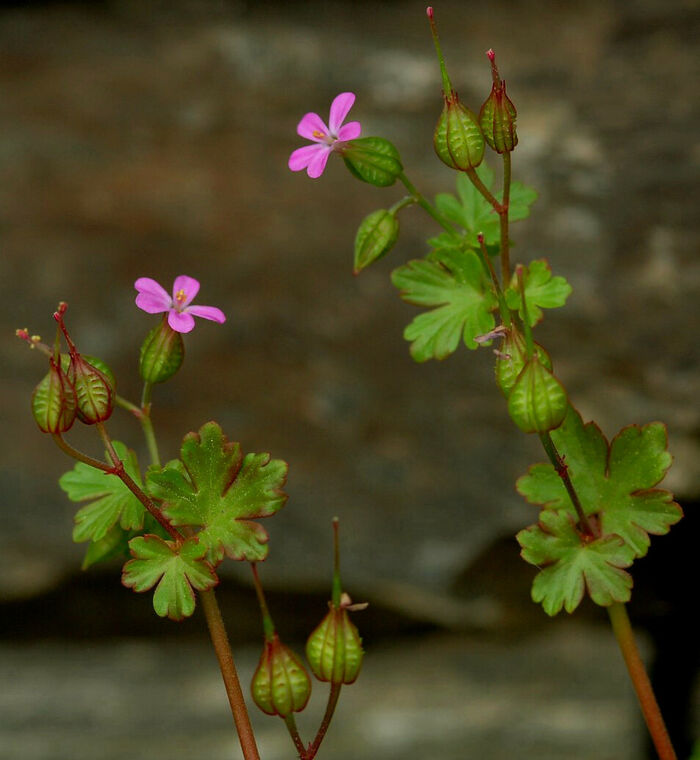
[139,316,184,384]
[251,635,311,717]
[32,359,76,433]
[507,356,567,434]
[434,96,485,171]
[354,209,400,274]
[478,50,517,154]
[341,137,403,187]
[69,353,115,424]
[306,599,364,685]
[495,329,552,398]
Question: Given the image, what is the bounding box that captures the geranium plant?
[16,6,686,759]
[286,6,681,760]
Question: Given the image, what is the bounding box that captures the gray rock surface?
[1,0,698,617]
[0,622,647,760]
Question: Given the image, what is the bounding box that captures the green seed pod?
[354,209,400,274]
[32,359,76,433]
[341,137,403,187]
[496,329,552,398]
[251,635,311,717]
[139,317,184,384]
[434,96,485,171]
[507,356,567,434]
[479,51,517,154]
[68,353,115,424]
[306,603,364,685]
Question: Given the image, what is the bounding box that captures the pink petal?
[168,310,195,333]
[297,112,329,141]
[186,305,226,324]
[328,92,356,135]
[288,144,326,172]
[336,121,361,141]
[134,277,172,313]
[306,146,331,178]
[172,275,200,307]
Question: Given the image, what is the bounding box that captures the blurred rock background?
[1,0,698,758]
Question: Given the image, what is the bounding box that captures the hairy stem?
[306,682,342,759]
[499,152,511,282]
[52,433,112,472]
[200,589,261,760]
[608,603,677,760]
[284,714,307,758]
[538,431,597,537]
[94,422,181,541]
[115,393,161,467]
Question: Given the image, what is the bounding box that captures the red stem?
[200,589,261,760]
[607,603,677,760]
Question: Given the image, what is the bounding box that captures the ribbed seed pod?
[306,604,364,685]
[434,96,485,171]
[496,329,552,398]
[251,635,311,717]
[479,50,518,154]
[139,316,184,384]
[32,359,76,433]
[68,353,115,424]
[507,356,567,434]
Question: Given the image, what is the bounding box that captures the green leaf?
[391,248,497,361]
[517,406,682,558]
[60,441,145,543]
[147,422,288,564]
[505,259,572,326]
[432,165,537,250]
[122,535,218,620]
[517,510,635,615]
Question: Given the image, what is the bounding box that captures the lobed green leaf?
[517,509,635,615]
[505,259,572,326]
[147,422,288,564]
[517,406,682,559]
[391,248,497,361]
[60,441,145,544]
[122,535,218,620]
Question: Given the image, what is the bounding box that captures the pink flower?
[288,92,361,179]
[134,275,226,334]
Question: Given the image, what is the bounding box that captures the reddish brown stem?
[200,589,261,760]
[94,422,182,541]
[608,603,677,760]
[306,682,342,759]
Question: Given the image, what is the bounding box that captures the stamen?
[175,288,187,304]
[312,129,326,139]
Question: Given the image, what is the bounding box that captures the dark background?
[1,1,698,758]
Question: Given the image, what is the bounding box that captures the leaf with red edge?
[146,422,288,564]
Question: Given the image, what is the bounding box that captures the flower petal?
[306,146,331,178]
[168,309,195,333]
[297,112,329,142]
[289,144,326,172]
[172,275,200,308]
[186,305,226,324]
[336,121,361,141]
[134,277,171,313]
[328,92,356,135]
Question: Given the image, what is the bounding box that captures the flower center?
[312,128,336,146]
[174,288,187,308]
